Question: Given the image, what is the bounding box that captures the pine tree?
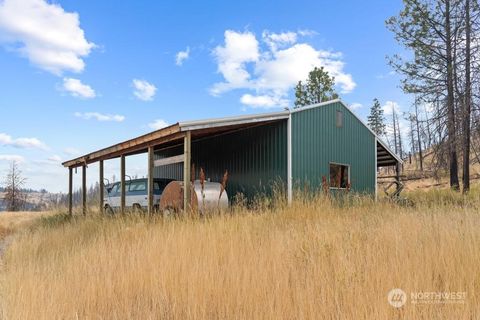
[367,98,386,136]
[386,0,461,190]
[294,67,338,108]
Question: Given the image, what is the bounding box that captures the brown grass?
[0,211,54,240]
[386,147,480,191]
[0,193,479,319]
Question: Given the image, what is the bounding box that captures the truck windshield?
[108,184,119,195]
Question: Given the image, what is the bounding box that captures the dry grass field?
[0,211,55,247]
[0,211,54,233]
[0,189,479,319]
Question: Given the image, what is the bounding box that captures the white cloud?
[382,101,401,115]
[33,154,63,166]
[74,112,125,122]
[255,44,355,93]
[240,94,288,109]
[211,30,260,96]
[349,103,363,110]
[297,29,317,37]
[14,137,48,150]
[382,101,409,144]
[62,78,96,98]
[0,154,25,163]
[63,147,80,156]
[0,0,94,75]
[0,133,48,150]
[0,133,11,145]
[175,47,190,66]
[262,31,297,51]
[132,79,157,101]
[48,155,62,162]
[211,29,356,109]
[148,119,169,130]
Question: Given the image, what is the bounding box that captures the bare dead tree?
[462,0,472,193]
[414,99,424,171]
[3,161,27,211]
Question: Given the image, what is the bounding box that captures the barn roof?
[62,99,401,168]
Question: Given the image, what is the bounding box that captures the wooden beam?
[82,165,87,215]
[183,131,191,212]
[120,155,126,214]
[68,167,73,215]
[63,132,186,168]
[154,154,184,167]
[147,147,154,214]
[62,124,181,168]
[377,162,397,167]
[99,160,104,214]
[378,175,407,179]
[377,155,394,161]
[97,132,186,164]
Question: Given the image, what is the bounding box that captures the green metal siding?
[153,146,183,180]
[292,102,376,194]
[154,121,288,201]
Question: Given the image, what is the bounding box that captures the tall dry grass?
[0,192,479,319]
[0,211,54,240]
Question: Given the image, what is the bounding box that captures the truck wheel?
[132,204,142,213]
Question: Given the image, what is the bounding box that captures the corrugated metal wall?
[291,101,376,194]
[153,145,184,180]
[154,121,288,201]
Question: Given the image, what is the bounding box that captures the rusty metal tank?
[159,180,228,214]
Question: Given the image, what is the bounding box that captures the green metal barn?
[62,99,401,214]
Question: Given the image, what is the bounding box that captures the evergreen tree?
[367,98,386,136]
[386,0,462,190]
[294,67,338,108]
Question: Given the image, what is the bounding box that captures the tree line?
[386,0,480,193]
[295,0,479,194]
[1,161,104,211]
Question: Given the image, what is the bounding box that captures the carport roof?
[62,110,290,168]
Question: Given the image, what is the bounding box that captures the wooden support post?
[99,160,104,214]
[395,162,401,195]
[183,131,191,212]
[68,167,73,215]
[82,165,87,215]
[120,155,126,214]
[147,147,154,214]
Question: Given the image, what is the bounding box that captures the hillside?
[0,190,61,211]
[379,148,480,192]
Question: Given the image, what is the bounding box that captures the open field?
[0,190,479,319]
[0,211,56,268]
[0,211,55,242]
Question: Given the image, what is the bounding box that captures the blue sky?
[0,0,410,193]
